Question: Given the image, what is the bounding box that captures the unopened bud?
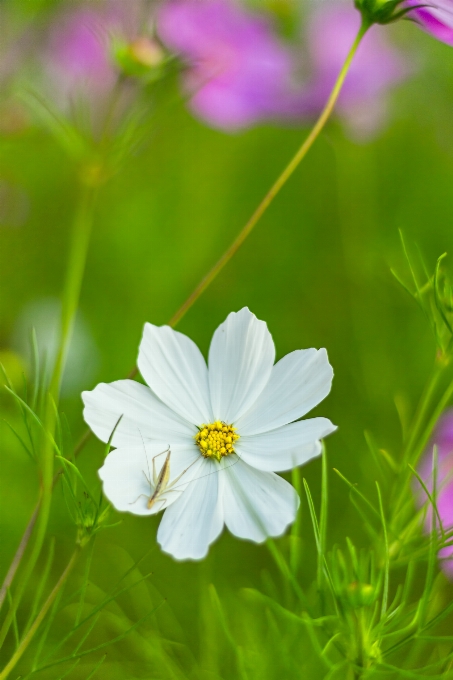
[354,0,409,26]
[114,37,165,78]
[343,581,377,609]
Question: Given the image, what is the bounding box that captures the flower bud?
[114,37,165,79]
[343,581,377,609]
[354,0,407,26]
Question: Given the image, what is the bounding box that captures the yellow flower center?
[195,421,240,462]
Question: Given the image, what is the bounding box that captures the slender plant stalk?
[402,359,444,465]
[0,549,80,680]
[167,22,369,329]
[0,507,38,612]
[0,186,98,647]
[0,22,368,614]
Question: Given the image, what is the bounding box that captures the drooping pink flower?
[408,0,453,47]
[297,3,412,139]
[417,409,453,579]
[156,0,299,131]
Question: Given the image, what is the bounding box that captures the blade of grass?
[376,482,389,621]
[75,538,96,626]
[29,602,165,676]
[22,538,55,639]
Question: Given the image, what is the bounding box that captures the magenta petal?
[407,0,453,47]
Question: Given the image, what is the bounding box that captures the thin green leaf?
[376,482,389,621]
[333,469,381,522]
[43,571,154,662]
[84,654,106,679]
[104,414,123,458]
[23,538,55,638]
[2,420,35,461]
[55,659,81,680]
[319,445,328,589]
[6,589,19,650]
[408,463,444,539]
[75,538,96,627]
[31,602,165,675]
[30,328,40,412]
[434,253,453,335]
[71,614,101,657]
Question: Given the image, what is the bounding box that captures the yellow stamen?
[195,421,240,461]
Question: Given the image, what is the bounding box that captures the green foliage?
[1,3,453,677]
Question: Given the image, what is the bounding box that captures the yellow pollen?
[195,421,240,462]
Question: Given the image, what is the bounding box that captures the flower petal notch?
[83,308,336,560]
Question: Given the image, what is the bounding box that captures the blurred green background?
[1,3,453,677]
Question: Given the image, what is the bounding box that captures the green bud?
[354,0,411,26]
[343,581,377,609]
[114,37,166,80]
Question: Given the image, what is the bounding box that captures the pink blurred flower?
[417,409,453,579]
[157,0,411,138]
[44,4,120,106]
[156,0,299,131]
[408,0,453,47]
[297,3,412,139]
[42,1,156,114]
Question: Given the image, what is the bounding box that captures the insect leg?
[129,493,150,506]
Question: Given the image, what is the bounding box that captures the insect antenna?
[170,450,243,493]
[138,429,153,486]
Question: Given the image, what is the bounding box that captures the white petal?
[138,324,213,425]
[82,380,195,447]
[208,308,275,423]
[236,418,336,472]
[236,348,333,435]
[99,442,200,516]
[157,458,224,560]
[222,459,299,543]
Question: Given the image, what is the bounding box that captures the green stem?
[266,539,309,609]
[0,549,80,680]
[0,185,97,648]
[411,374,453,468]
[402,359,444,466]
[390,357,450,524]
[290,467,303,574]
[167,21,369,328]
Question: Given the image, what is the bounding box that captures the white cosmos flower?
[82,308,336,560]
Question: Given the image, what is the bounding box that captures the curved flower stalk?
[407,0,453,46]
[83,308,336,560]
[417,409,453,578]
[298,3,412,140]
[157,0,412,138]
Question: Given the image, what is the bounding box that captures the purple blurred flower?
[156,0,299,131]
[298,4,411,139]
[408,0,453,47]
[417,409,453,579]
[42,1,157,114]
[44,4,121,106]
[157,0,411,138]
